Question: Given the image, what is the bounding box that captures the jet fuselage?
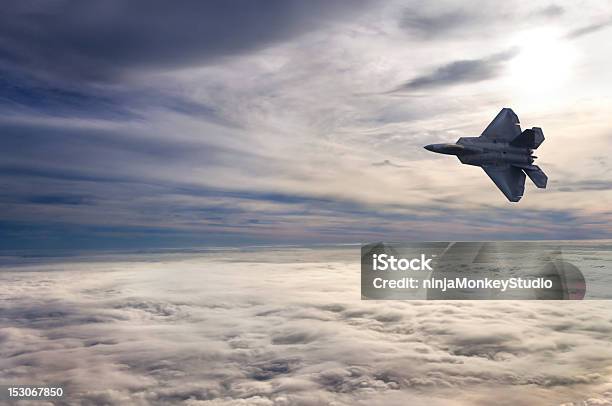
[425,137,535,167]
[422,108,548,202]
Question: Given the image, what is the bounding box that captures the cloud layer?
[1,248,612,405]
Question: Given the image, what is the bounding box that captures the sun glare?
[508,29,576,93]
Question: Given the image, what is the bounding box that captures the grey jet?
[424,108,547,202]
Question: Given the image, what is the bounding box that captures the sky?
[1,0,612,250]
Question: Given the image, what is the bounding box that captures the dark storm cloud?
[565,18,612,39]
[396,49,517,91]
[0,0,369,83]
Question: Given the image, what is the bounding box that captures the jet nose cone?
[424,144,435,152]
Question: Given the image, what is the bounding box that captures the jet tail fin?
[510,127,545,149]
[523,165,548,188]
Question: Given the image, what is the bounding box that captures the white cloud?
[1,249,611,404]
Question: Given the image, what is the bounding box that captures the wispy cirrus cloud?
[565,18,612,39]
[394,50,518,91]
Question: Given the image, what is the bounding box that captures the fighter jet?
[424,108,547,202]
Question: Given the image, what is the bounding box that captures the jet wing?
[482,165,525,202]
[480,108,522,142]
